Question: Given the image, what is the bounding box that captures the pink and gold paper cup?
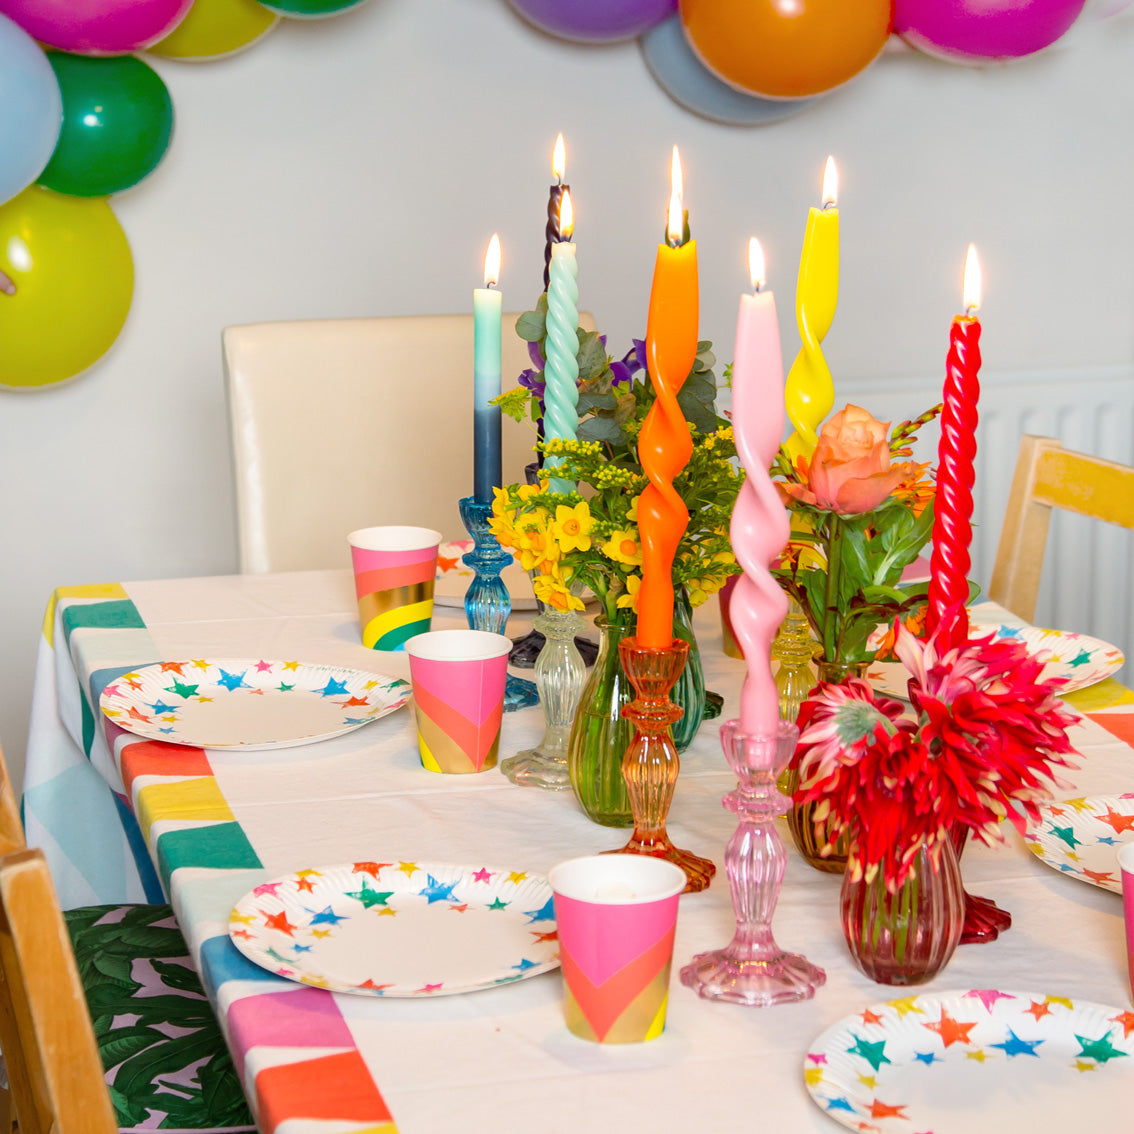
[1118,843,1134,1002]
[348,526,442,651]
[404,629,511,774]
[548,854,686,1043]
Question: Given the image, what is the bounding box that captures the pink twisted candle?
[927,246,983,654]
[730,240,789,736]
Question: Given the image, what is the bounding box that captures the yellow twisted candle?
[783,156,839,463]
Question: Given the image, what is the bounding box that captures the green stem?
[821,514,844,661]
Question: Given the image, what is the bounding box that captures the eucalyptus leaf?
[515,310,545,343]
[577,416,625,444]
[576,391,617,415]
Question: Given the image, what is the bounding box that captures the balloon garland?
[0,0,1128,388]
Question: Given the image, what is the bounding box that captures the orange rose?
[782,405,915,515]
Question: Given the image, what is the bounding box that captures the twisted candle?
[637,235,698,647]
[730,242,789,736]
[927,245,983,654]
[784,157,839,463]
[543,190,579,494]
[543,133,567,290]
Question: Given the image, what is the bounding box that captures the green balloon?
[37,52,173,198]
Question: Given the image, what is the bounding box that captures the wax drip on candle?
[730,238,789,735]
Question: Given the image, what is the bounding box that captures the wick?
[822,201,836,212]
[753,283,763,294]
[487,281,496,290]
[0,268,15,297]
[964,305,978,318]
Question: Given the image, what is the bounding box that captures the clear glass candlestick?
[680,718,826,1006]
[458,495,538,711]
[500,607,585,790]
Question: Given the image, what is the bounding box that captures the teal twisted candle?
[544,192,579,494]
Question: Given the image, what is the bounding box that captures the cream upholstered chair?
[224,312,595,574]
[988,434,1134,622]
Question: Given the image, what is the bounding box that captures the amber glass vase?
[784,658,864,872]
[840,838,964,985]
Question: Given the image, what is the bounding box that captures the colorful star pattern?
[1024,796,1134,894]
[806,992,1134,1133]
[229,863,559,998]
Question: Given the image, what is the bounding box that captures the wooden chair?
[988,434,1134,621]
[223,311,595,573]
[0,848,118,1134]
[0,744,254,1133]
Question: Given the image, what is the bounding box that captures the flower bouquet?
[489,296,741,823]
[792,615,1078,984]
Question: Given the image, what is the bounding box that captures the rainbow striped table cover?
[23,576,1134,1133]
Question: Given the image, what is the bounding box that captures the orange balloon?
[680,0,893,100]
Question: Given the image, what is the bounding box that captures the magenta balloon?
[0,0,193,54]
[508,0,676,42]
[895,0,1089,61]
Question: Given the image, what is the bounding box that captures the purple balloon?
[895,0,1089,62]
[508,0,676,43]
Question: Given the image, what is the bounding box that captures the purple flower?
[610,339,646,387]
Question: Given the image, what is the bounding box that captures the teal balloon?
[257,0,370,17]
[37,52,173,198]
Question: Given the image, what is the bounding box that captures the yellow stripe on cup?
[361,598,435,651]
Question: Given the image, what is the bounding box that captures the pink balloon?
[0,0,193,55]
[895,0,1089,61]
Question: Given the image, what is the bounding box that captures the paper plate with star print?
[99,659,410,750]
[1024,794,1134,894]
[229,861,559,996]
[868,624,1124,701]
[805,989,1134,1132]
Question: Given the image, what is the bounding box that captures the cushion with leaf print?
[64,903,255,1133]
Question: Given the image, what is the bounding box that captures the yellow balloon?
[0,187,133,389]
[149,0,278,60]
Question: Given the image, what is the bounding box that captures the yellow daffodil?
[626,495,641,523]
[601,528,643,567]
[551,501,594,553]
[615,573,642,612]
[533,574,585,612]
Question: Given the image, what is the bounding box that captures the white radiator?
[841,364,1134,682]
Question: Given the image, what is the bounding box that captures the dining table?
[22,567,1134,1133]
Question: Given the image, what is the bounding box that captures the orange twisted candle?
[637,148,699,649]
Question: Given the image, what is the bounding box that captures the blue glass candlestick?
[459,495,539,711]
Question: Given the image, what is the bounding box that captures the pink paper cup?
[548,854,687,1044]
[404,629,511,774]
[1117,843,1134,1001]
[348,526,442,651]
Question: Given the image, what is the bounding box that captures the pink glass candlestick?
[681,719,825,1005]
[608,637,716,893]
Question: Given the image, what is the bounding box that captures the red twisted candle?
[926,245,983,652]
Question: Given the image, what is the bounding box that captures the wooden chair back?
[223,311,595,574]
[0,848,117,1134]
[988,434,1134,621]
[0,744,25,858]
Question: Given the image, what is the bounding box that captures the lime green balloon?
[0,186,133,389]
[149,0,279,59]
[38,52,173,198]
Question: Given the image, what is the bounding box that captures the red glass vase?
[840,838,964,986]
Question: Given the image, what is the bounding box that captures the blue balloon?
[641,16,822,126]
[0,14,62,207]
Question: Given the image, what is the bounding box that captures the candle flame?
[748,237,765,291]
[552,133,565,182]
[963,243,981,313]
[667,145,683,245]
[484,234,501,288]
[822,155,838,208]
[559,188,574,240]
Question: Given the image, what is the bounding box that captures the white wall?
[3,0,1132,789]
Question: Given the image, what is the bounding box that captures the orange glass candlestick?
[637,148,699,649]
[609,637,716,893]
